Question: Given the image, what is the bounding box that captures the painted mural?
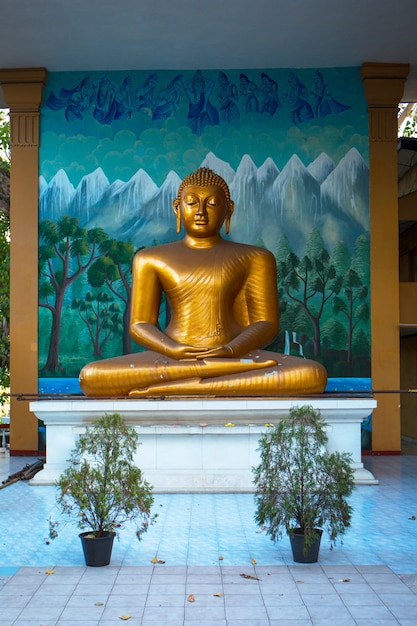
[38,67,370,393]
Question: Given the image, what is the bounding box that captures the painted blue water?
[325,377,372,393]
[38,377,372,395]
[39,378,83,394]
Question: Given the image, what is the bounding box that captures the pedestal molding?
[30,398,378,490]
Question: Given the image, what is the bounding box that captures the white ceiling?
[1,0,417,106]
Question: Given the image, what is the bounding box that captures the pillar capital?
[361,62,409,142]
[0,68,47,147]
[0,67,47,112]
[361,62,410,107]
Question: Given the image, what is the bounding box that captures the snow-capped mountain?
[321,148,369,231]
[39,169,75,222]
[69,167,110,223]
[121,169,181,244]
[307,152,336,184]
[200,152,235,184]
[38,149,369,254]
[84,168,159,238]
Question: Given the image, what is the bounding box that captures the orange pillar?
[0,68,47,453]
[361,63,409,452]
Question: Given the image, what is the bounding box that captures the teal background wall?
[38,66,370,390]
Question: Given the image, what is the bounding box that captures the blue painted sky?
[40,67,368,187]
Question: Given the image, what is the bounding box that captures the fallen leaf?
[187,594,195,603]
[45,569,55,575]
[296,579,304,583]
[240,573,261,580]
[251,558,257,565]
[342,578,350,582]
[213,592,223,597]
[151,557,166,564]
[218,556,224,560]
[119,615,131,620]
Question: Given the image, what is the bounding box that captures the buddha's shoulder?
[133,240,274,263]
[132,241,184,269]
[227,241,275,261]
[134,241,182,258]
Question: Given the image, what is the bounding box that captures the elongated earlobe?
[173,199,181,233]
[225,214,231,234]
[224,215,232,235]
[225,201,234,234]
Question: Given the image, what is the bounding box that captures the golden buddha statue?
[80,167,327,397]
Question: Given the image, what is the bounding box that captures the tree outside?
[0,109,10,412]
[398,103,417,137]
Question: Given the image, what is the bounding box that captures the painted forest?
[38,215,370,381]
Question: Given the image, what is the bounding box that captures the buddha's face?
[177,184,232,238]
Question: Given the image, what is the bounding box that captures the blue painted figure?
[310,71,351,118]
[153,75,184,121]
[239,74,259,113]
[260,72,280,115]
[184,71,219,135]
[282,72,313,125]
[46,77,96,121]
[217,72,239,123]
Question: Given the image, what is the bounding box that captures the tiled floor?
[0,452,416,624]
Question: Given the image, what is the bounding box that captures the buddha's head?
[173,168,234,236]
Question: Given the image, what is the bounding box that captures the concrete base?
[29,397,378,490]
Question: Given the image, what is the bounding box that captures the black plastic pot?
[79,531,115,567]
[289,528,323,563]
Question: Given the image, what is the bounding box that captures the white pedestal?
[29,397,378,490]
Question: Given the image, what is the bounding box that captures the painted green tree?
[72,291,123,357]
[332,268,369,364]
[351,233,370,284]
[331,240,352,276]
[278,228,342,357]
[39,216,109,373]
[87,239,137,355]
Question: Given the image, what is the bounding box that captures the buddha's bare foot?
[198,357,277,378]
[127,358,278,397]
[128,377,203,397]
[128,388,151,397]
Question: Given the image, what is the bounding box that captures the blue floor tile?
[0,454,416,576]
[0,567,19,576]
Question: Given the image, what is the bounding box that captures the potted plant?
[49,412,156,566]
[252,405,354,563]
